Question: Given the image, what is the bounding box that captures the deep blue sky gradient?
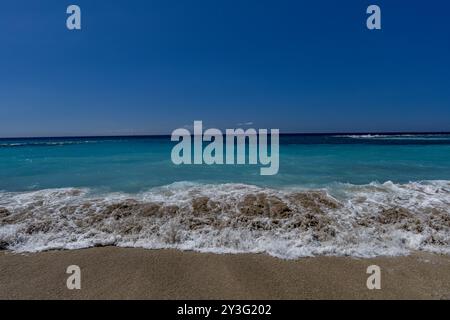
[1,0,449,137]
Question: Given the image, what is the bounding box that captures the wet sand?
[0,247,449,299]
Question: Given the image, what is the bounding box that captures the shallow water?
[1,134,450,192]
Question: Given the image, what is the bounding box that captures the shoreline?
[2,180,449,258]
[1,247,449,299]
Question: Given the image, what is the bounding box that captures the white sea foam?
[0,140,99,147]
[0,181,449,258]
[337,134,450,140]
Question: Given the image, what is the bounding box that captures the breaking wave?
[337,134,450,141]
[0,140,99,148]
[0,181,449,258]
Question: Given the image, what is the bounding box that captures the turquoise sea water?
[1,134,450,192]
[1,134,449,257]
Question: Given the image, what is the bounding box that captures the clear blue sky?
[1,0,449,137]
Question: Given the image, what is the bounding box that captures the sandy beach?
[0,247,449,300]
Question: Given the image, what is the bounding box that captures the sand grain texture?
[0,247,449,299]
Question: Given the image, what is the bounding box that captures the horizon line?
[1,130,450,140]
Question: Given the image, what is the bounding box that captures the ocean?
[1,134,449,258]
